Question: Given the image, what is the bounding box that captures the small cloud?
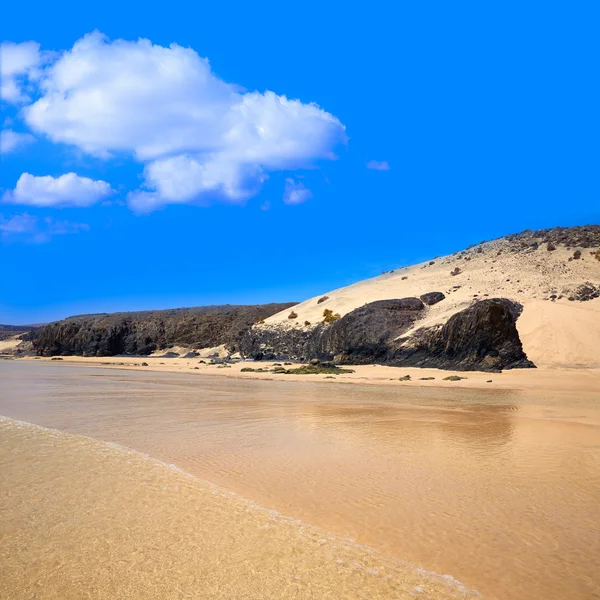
[0,40,51,104]
[3,172,114,208]
[260,200,271,211]
[283,178,312,205]
[366,160,390,171]
[0,129,36,154]
[0,212,89,243]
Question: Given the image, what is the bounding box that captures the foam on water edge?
[0,414,482,598]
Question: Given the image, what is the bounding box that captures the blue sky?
[1,0,598,324]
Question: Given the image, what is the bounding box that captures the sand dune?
[263,236,600,368]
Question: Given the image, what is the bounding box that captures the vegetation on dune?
[322,308,341,324]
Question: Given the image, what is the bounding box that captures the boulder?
[391,298,535,371]
[419,292,446,306]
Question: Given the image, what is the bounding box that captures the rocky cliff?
[32,303,296,357]
[239,297,534,371]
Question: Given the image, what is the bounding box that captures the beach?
[1,360,599,599]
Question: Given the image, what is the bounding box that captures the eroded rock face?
[240,297,534,371]
[390,299,534,371]
[316,298,425,364]
[32,303,297,357]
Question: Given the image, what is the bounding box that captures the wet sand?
[1,361,599,599]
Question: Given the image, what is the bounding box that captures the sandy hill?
[261,226,600,369]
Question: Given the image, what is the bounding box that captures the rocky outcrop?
[240,298,534,372]
[419,292,445,306]
[389,299,534,371]
[315,298,425,364]
[567,283,600,302]
[32,303,296,357]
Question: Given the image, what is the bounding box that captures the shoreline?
[9,354,600,397]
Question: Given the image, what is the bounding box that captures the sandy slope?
[263,239,600,368]
[0,335,23,354]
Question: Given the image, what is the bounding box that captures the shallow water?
[1,361,599,600]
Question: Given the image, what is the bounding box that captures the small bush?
[322,309,341,323]
[304,321,311,326]
[547,243,556,251]
[398,375,411,381]
[443,375,466,381]
[573,250,582,260]
[257,316,265,324]
[450,267,462,276]
[317,295,329,304]
[274,364,355,375]
[419,377,435,380]
[288,311,298,319]
[594,249,600,262]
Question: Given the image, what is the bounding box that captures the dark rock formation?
[419,292,445,306]
[389,299,535,371]
[567,283,600,302]
[32,303,297,357]
[240,298,534,372]
[316,298,425,364]
[238,324,316,361]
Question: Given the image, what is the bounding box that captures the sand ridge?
[262,239,600,368]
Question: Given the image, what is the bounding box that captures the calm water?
[1,361,599,600]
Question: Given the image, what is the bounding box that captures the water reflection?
[0,362,599,600]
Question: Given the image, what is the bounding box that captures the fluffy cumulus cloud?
[366,160,390,171]
[16,32,346,210]
[0,212,89,243]
[2,173,113,208]
[283,178,313,205]
[0,129,35,154]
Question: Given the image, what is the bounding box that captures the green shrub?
[398,375,411,381]
[275,364,354,375]
[317,295,329,304]
[443,375,466,381]
[288,311,298,319]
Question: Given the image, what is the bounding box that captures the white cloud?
[0,41,47,104]
[22,32,346,210]
[3,172,113,208]
[0,129,35,154]
[0,212,89,243]
[366,160,390,171]
[283,178,312,205]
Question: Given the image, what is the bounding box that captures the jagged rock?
[419,292,446,306]
[32,303,296,357]
[389,299,534,371]
[240,298,534,372]
[569,283,600,302]
[316,298,425,364]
